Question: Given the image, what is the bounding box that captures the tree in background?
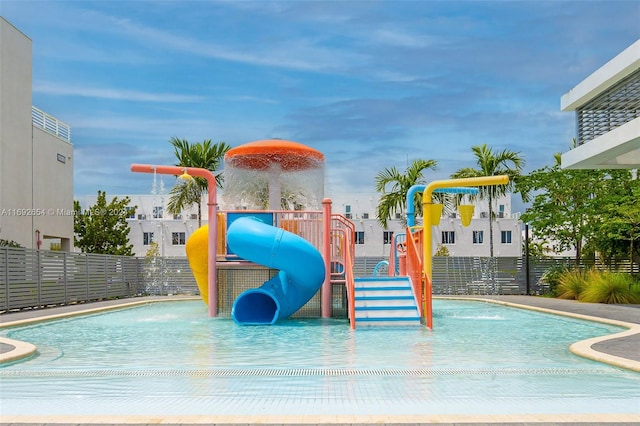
[166,137,231,227]
[586,170,640,274]
[375,159,438,228]
[451,144,524,257]
[74,191,135,255]
[0,239,22,248]
[517,153,610,266]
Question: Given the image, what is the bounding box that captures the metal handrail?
[331,228,355,329]
[32,106,72,143]
[329,214,356,329]
[330,214,355,260]
[404,226,423,318]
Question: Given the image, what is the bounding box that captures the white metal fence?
[32,106,72,143]
[1,247,636,313]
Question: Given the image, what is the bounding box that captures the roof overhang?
[561,118,640,169]
[561,40,640,112]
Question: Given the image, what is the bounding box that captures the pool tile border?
[1,413,639,424]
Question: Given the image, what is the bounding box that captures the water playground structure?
[132,139,508,329]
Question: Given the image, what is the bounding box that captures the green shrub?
[556,269,590,300]
[0,238,22,248]
[540,263,568,296]
[631,282,640,303]
[581,271,639,304]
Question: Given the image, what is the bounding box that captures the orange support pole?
[321,198,332,318]
[131,164,219,317]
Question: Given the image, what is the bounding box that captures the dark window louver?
[576,67,640,145]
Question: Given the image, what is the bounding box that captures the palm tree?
[451,144,524,257]
[167,137,231,226]
[375,159,438,228]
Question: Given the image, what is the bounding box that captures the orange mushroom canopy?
[224,139,324,171]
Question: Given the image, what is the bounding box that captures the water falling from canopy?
[222,139,325,210]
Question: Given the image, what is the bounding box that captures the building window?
[383,231,393,245]
[395,213,402,219]
[501,230,512,244]
[354,231,365,245]
[143,232,155,245]
[153,206,163,219]
[172,232,186,245]
[472,230,484,244]
[126,207,136,219]
[442,231,455,245]
[362,213,369,219]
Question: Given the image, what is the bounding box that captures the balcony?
[32,106,72,143]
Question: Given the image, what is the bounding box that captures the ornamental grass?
[556,268,591,300]
[580,271,640,304]
[556,269,639,304]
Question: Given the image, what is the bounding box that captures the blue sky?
[2,0,639,211]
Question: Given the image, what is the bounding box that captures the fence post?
[37,249,42,307]
[104,256,108,299]
[121,258,127,297]
[3,248,8,311]
[525,223,530,295]
[63,252,68,304]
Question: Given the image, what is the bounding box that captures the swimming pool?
[1,299,639,419]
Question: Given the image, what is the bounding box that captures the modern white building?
[328,192,522,258]
[0,17,74,251]
[561,39,640,169]
[76,191,204,258]
[78,189,522,258]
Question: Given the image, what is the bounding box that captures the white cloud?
[33,82,203,103]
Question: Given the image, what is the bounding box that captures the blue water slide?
[227,216,326,325]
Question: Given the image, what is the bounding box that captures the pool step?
[353,277,421,327]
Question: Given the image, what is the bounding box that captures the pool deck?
[1,295,639,425]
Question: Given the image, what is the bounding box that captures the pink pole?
[321,198,332,318]
[131,164,218,317]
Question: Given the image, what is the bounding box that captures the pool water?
[1,299,639,417]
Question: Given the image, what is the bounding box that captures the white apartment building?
[79,190,522,258]
[328,192,522,258]
[0,18,74,251]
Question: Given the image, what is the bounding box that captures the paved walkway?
[1,295,639,425]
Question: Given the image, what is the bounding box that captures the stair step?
[354,281,410,288]
[354,289,412,297]
[355,305,417,311]
[355,286,411,291]
[356,317,421,326]
[355,309,419,319]
[354,295,414,301]
[355,277,410,282]
[353,298,415,307]
[353,276,420,327]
